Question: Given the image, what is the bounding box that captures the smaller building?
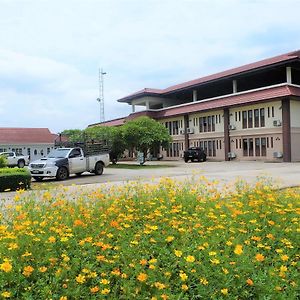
[0,128,59,161]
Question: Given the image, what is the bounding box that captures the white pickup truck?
[28,147,110,181]
[0,152,30,168]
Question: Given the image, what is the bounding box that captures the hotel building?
[89,50,300,162]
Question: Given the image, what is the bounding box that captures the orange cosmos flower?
[137,273,148,282]
[255,253,265,262]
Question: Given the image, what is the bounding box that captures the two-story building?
[89,50,300,162]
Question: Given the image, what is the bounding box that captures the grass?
[108,163,175,169]
[0,177,299,299]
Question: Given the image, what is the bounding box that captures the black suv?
[183,147,207,163]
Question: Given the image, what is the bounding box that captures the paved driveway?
[1,160,300,202]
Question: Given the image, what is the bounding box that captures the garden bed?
[0,168,31,192]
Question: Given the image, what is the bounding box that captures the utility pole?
[96,68,106,123]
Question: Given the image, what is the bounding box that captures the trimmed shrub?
[0,167,31,192]
[0,155,7,168]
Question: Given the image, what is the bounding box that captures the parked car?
[0,152,29,168]
[183,147,207,163]
[28,147,110,181]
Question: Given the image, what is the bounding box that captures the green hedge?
[0,168,31,192]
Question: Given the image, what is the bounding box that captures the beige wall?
[291,129,300,161]
[290,100,300,127]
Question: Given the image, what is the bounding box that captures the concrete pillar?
[132,104,135,113]
[146,101,150,110]
[282,98,291,162]
[223,108,230,161]
[184,114,189,150]
[193,90,197,102]
[233,80,237,93]
[286,67,292,84]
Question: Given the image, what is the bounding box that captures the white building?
[0,128,59,161]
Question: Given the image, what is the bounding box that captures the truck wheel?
[33,176,43,182]
[56,167,69,180]
[75,172,83,176]
[17,160,25,168]
[94,162,104,175]
[184,158,189,163]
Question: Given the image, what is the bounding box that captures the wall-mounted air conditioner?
[229,124,236,130]
[187,128,194,134]
[273,120,282,127]
[179,129,185,135]
[227,152,236,158]
[273,151,283,158]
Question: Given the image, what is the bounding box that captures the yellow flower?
[1,291,11,298]
[210,258,220,264]
[234,245,243,255]
[48,236,56,243]
[139,259,147,266]
[221,288,228,295]
[246,278,254,286]
[154,282,166,290]
[39,266,47,273]
[165,236,175,242]
[209,251,217,256]
[100,279,110,285]
[101,288,110,295]
[75,274,86,284]
[281,255,289,261]
[181,284,188,291]
[174,250,182,257]
[255,253,265,262]
[137,273,148,282]
[22,266,34,277]
[0,261,12,273]
[90,286,99,293]
[59,297,67,300]
[179,272,188,281]
[280,265,287,272]
[185,255,195,263]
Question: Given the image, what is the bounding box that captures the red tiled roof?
[118,50,300,102]
[0,128,56,144]
[89,117,126,127]
[154,85,298,118]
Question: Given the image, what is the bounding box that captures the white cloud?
[0,0,299,132]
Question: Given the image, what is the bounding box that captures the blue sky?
[0,0,300,132]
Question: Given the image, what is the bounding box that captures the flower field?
[0,178,299,299]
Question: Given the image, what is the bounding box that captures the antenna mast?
[97,68,106,123]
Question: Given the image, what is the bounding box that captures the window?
[242,111,247,129]
[203,117,207,132]
[238,111,241,122]
[254,109,259,127]
[199,117,203,132]
[243,139,248,156]
[47,148,51,154]
[34,149,37,155]
[261,138,267,156]
[236,139,238,149]
[208,116,211,132]
[260,108,265,127]
[268,107,270,118]
[271,137,274,148]
[271,106,275,117]
[212,116,215,131]
[235,112,238,122]
[249,138,254,156]
[255,138,260,156]
[248,110,253,128]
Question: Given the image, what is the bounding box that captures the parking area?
[30,160,300,188]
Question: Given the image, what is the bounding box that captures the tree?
[84,126,126,163]
[60,129,84,142]
[122,116,171,163]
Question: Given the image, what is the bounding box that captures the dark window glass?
[267,137,269,148]
[242,111,247,128]
[243,139,248,156]
[260,108,265,127]
[239,139,241,149]
[239,111,241,122]
[212,140,216,157]
[212,116,215,131]
[254,109,259,127]
[248,110,253,128]
[219,140,222,150]
[208,116,211,132]
[268,107,270,118]
[249,138,254,156]
[203,117,207,132]
[261,138,266,156]
[208,141,212,156]
[236,139,238,149]
[235,112,237,122]
[255,138,260,156]
[204,141,208,154]
[272,106,275,117]
[271,137,274,148]
[199,117,203,132]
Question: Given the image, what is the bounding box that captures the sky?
[0,0,300,133]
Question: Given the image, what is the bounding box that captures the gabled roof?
[118,50,300,103]
[0,128,56,144]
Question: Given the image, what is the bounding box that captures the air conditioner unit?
[229,124,236,130]
[273,151,283,158]
[227,152,236,159]
[187,128,194,134]
[273,120,282,127]
[179,129,185,135]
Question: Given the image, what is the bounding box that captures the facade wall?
[290,99,300,161]
[0,144,55,161]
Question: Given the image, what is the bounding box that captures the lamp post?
[97,68,107,123]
